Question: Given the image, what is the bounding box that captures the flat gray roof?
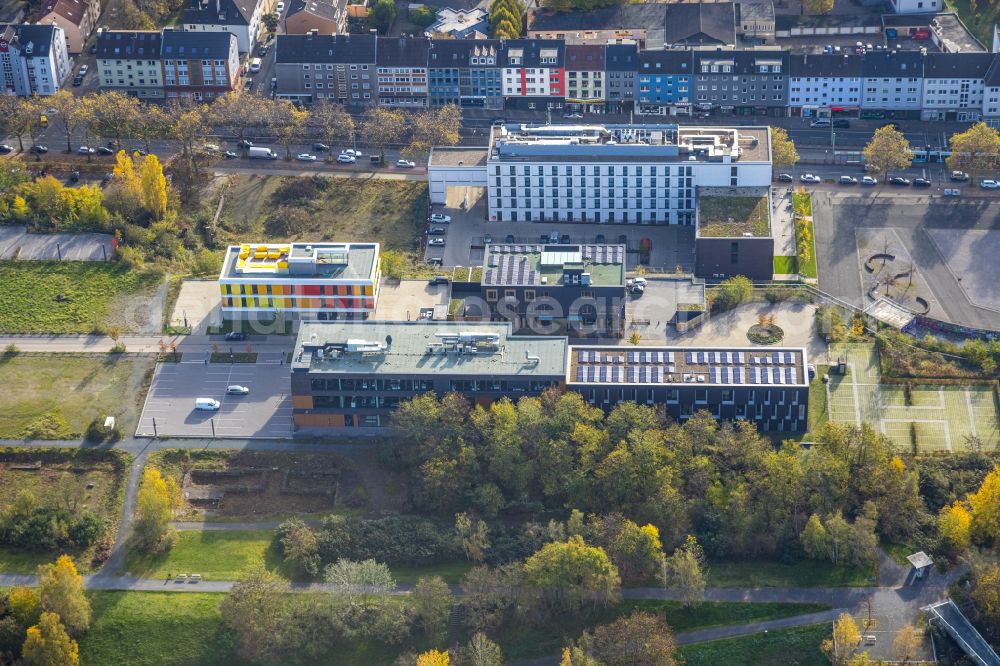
[220,242,379,283]
[293,321,568,377]
[429,147,489,167]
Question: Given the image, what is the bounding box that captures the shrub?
[314,516,461,567]
[20,411,74,440]
[2,343,17,358]
[713,275,752,311]
[409,4,437,26]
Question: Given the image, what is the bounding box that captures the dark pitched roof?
[96,30,163,60]
[504,39,564,68]
[565,43,604,71]
[286,0,347,25]
[663,3,735,46]
[182,0,259,27]
[692,49,786,75]
[161,30,235,59]
[375,36,430,68]
[0,24,57,57]
[984,55,1000,86]
[38,0,93,28]
[788,53,862,78]
[861,50,923,77]
[274,33,376,63]
[638,49,693,75]
[922,52,994,78]
[604,42,637,71]
[427,38,502,67]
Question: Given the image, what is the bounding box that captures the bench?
[174,574,188,582]
[189,574,202,582]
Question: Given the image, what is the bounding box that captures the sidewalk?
[0,333,295,354]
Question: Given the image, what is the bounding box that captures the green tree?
[523,536,621,611]
[7,588,41,628]
[22,612,78,666]
[800,513,831,561]
[324,558,395,604]
[664,535,705,607]
[379,250,408,280]
[277,519,320,578]
[804,0,834,14]
[770,127,800,168]
[946,122,1000,180]
[368,0,397,34]
[262,11,279,32]
[455,512,491,563]
[132,467,174,552]
[863,125,913,177]
[220,560,291,661]
[412,575,452,639]
[36,556,90,635]
[714,275,752,310]
[463,632,503,666]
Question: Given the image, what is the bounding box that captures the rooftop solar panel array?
[490,244,624,265]
[571,348,802,386]
[483,254,540,286]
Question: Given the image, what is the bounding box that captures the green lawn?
[0,261,161,333]
[391,560,474,585]
[806,364,831,437]
[124,530,285,580]
[678,623,828,666]
[707,559,873,588]
[498,600,831,661]
[774,255,798,275]
[0,546,58,574]
[0,355,154,438]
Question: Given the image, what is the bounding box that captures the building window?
[486,289,498,300]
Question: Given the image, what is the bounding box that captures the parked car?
[809,119,831,128]
[799,173,821,183]
[889,177,911,186]
[484,234,493,244]
[69,171,80,182]
[981,179,1000,189]
[832,119,851,128]
[224,331,247,341]
[429,276,450,286]
[97,146,114,155]
[539,234,549,243]
[224,151,238,159]
[296,153,317,162]
[312,143,329,151]
[78,64,88,74]
[336,153,356,164]
[429,213,451,223]
[560,234,570,244]
[595,234,606,244]
[862,176,878,186]
[129,147,148,156]
[428,226,446,235]
[341,149,361,157]
[72,75,83,87]
[428,238,445,246]
[950,170,970,181]
[101,173,113,186]
[30,145,48,154]
[492,118,506,125]
[77,146,95,155]
[195,398,221,411]
[839,175,858,185]
[259,45,269,56]
[238,139,254,148]
[226,385,250,395]
[628,277,648,288]
[913,178,931,187]
[776,173,793,182]
[0,144,12,153]
[243,79,253,90]
[505,234,515,243]
[618,234,628,245]
[563,113,583,119]
[395,159,415,168]
[630,284,645,295]
[276,0,284,10]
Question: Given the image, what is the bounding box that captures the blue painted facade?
[427,39,503,110]
[636,50,693,114]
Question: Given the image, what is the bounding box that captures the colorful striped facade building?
[219,242,381,322]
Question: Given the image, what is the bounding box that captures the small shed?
[907,551,933,579]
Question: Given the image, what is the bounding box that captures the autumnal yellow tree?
[937,500,972,553]
[822,613,860,666]
[770,127,800,168]
[22,612,79,666]
[892,624,922,662]
[8,587,41,627]
[133,467,175,552]
[36,557,90,635]
[969,466,1000,542]
[970,563,1000,627]
[946,122,1000,180]
[417,649,450,666]
[139,154,168,220]
[863,125,913,177]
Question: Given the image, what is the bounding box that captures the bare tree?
[266,99,309,160]
[47,91,89,154]
[85,92,142,151]
[360,106,406,160]
[308,100,355,161]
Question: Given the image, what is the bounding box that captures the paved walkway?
[0,334,294,354]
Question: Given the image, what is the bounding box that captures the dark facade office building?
[291,321,567,429]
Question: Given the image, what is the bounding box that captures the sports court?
[826,344,1000,453]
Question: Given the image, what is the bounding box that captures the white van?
[250,57,262,73]
[248,146,278,159]
[195,398,221,411]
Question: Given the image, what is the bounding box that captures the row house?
[787,54,863,117]
[502,39,565,111]
[692,48,787,117]
[861,50,923,118]
[273,33,376,105]
[636,50,693,116]
[181,0,275,55]
[920,52,992,121]
[564,44,604,113]
[427,39,503,110]
[604,42,637,113]
[0,24,70,96]
[97,30,239,100]
[376,36,429,108]
[37,0,100,55]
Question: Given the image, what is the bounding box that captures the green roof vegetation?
[698,195,770,238]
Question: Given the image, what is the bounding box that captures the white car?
[336,154,356,164]
[429,213,451,223]
[341,149,361,157]
[226,385,250,395]
[981,179,1000,189]
[799,174,821,183]
[428,238,445,246]
[395,159,415,168]
[627,277,648,288]
[276,1,284,11]
[203,143,220,153]
[77,146,95,154]
[862,176,878,186]
[296,153,317,162]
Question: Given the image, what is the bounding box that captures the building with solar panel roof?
[455,243,627,337]
[567,346,809,432]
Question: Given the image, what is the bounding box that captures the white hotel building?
[484,124,771,225]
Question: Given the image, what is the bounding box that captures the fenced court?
[826,344,1000,452]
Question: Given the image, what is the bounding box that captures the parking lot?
[0,226,114,261]
[135,360,292,439]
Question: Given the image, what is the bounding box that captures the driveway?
[136,360,292,439]
[170,280,222,333]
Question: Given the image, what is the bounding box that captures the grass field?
[0,546,59,573]
[391,561,474,585]
[0,355,154,438]
[792,192,817,278]
[678,623,828,666]
[212,175,428,258]
[707,559,873,588]
[124,530,284,580]
[827,343,1000,452]
[0,261,161,333]
[774,255,797,274]
[498,600,831,661]
[806,364,831,437]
